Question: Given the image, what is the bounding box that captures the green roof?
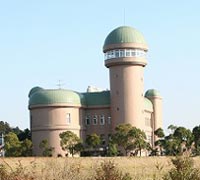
[83,91,110,106]
[29,87,154,110]
[145,89,161,97]
[103,26,147,48]
[144,97,153,112]
[29,87,85,106]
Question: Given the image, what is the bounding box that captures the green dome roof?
[29,87,85,106]
[145,89,161,97]
[103,26,147,50]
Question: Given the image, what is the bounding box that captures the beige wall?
[109,61,145,130]
[31,106,83,156]
[84,107,111,143]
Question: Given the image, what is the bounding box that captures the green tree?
[4,132,21,157]
[17,128,31,141]
[39,139,54,157]
[128,127,147,156]
[173,127,193,154]
[86,133,101,152]
[21,139,32,156]
[154,128,165,155]
[192,125,200,155]
[59,131,81,157]
[168,125,177,134]
[112,124,132,155]
[155,128,165,138]
[0,121,12,134]
[106,135,118,156]
[113,124,147,156]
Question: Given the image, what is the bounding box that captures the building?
[28,26,163,156]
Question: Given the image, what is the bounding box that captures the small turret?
[145,89,163,141]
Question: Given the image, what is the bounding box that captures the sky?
[0,0,200,131]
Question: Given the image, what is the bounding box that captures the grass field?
[1,156,200,180]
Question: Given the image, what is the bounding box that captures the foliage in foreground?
[163,156,200,180]
[88,160,132,180]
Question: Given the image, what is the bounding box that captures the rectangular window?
[85,115,90,125]
[145,117,151,127]
[126,49,131,57]
[115,50,119,57]
[119,50,125,57]
[100,115,105,125]
[93,115,98,125]
[107,117,111,124]
[66,113,71,124]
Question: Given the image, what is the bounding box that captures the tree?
[106,139,118,157]
[39,139,54,157]
[17,128,31,141]
[154,128,165,155]
[0,121,12,134]
[155,128,165,138]
[192,125,200,155]
[86,133,101,152]
[59,131,81,157]
[4,132,21,157]
[21,139,32,156]
[128,127,147,156]
[113,124,147,156]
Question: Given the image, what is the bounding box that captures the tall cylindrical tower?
[103,26,148,130]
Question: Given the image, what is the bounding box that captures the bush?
[163,156,200,180]
[88,160,132,180]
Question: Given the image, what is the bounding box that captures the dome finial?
[56,80,65,89]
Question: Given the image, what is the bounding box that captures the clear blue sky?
[0,0,200,131]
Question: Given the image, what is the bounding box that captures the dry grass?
[0,156,197,180]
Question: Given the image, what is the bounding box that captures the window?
[100,115,105,125]
[107,117,111,124]
[145,117,151,127]
[85,115,90,125]
[119,49,125,57]
[93,115,98,125]
[66,113,71,124]
[104,49,146,60]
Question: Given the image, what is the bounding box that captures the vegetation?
[4,132,32,157]
[3,119,200,158]
[112,124,148,156]
[0,157,167,180]
[39,139,54,157]
[154,125,195,156]
[1,156,200,179]
[86,133,101,151]
[59,131,83,157]
[88,160,132,180]
[163,156,200,180]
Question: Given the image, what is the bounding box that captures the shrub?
[163,156,200,180]
[88,160,132,180]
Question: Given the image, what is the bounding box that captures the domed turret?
[103,26,148,52]
[103,26,148,68]
[104,26,148,130]
[145,89,161,98]
[145,89,163,136]
[29,88,85,107]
